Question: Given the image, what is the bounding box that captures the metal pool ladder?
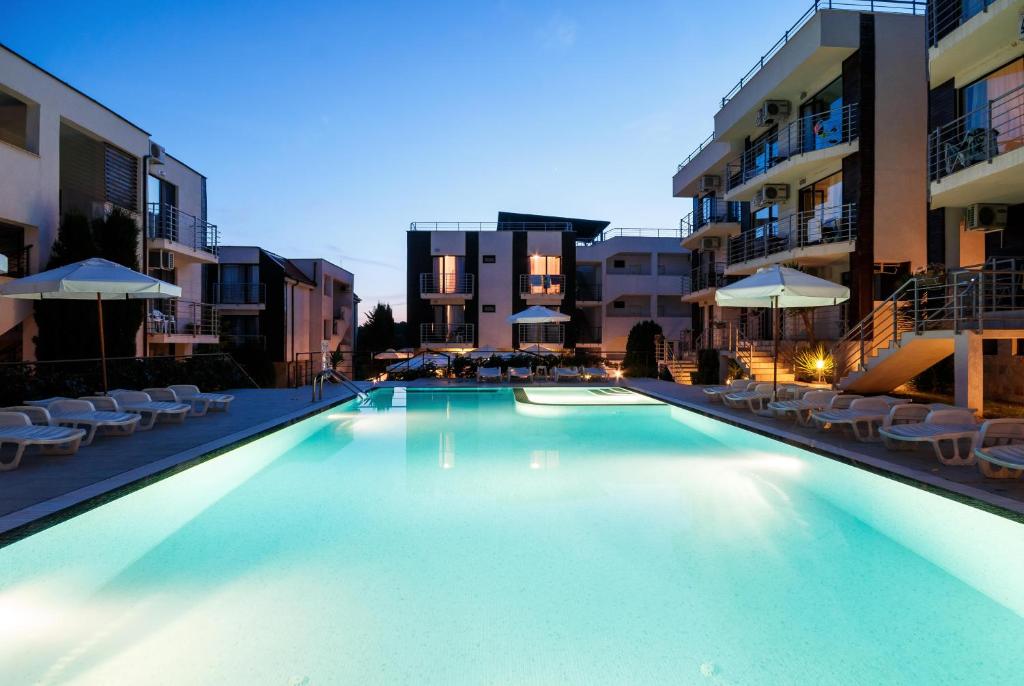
[312,369,369,403]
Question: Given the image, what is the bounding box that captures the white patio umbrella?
[0,257,182,393]
[506,306,570,324]
[374,348,410,360]
[468,345,500,359]
[715,265,849,398]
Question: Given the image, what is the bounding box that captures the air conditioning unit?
[149,250,174,270]
[752,183,790,209]
[700,237,721,251]
[965,203,1008,232]
[699,175,721,193]
[755,100,791,127]
[149,141,166,164]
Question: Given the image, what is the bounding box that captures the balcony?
[726,203,858,273]
[680,198,745,250]
[419,273,475,301]
[724,104,858,199]
[519,274,565,301]
[517,323,565,346]
[928,0,1023,85]
[147,202,219,261]
[213,282,266,308]
[682,262,728,302]
[420,323,474,347]
[928,82,1024,207]
[147,299,219,344]
[0,245,31,279]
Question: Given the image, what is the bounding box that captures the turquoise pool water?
[1,387,1023,685]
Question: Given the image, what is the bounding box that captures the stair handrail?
[829,278,918,385]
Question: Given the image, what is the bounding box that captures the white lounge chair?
[507,367,533,383]
[552,367,580,382]
[810,397,911,442]
[47,399,141,445]
[768,390,840,425]
[0,412,86,471]
[476,367,503,383]
[973,418,1024,479]
[583,367,610,382]
[722,383,775,412]
[879,409,980,464]
[776,384,811,401]
[702,379,751,403]
[167,385,234,413]
[93,391,190,430]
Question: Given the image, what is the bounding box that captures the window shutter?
[104,144,138,212]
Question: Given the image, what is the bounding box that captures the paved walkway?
[626,379,1024,517]
[0,384,362,539]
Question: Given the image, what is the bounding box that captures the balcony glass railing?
[147,202,219,255]
[725,104,858,191]
[518,323,565,345]
[721,1,923,107]
[519,274,565,296]
[420,323,474,345]
[929,82,1024,182]
[419,273,475,296]
[147,299,219,337]
[680,199,746,238]
[727,203,858,266]
[214,282,266,305]
[928,0,993,47]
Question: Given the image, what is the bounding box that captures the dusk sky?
[3,0,809,319]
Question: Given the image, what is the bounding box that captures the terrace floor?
[0,384,363,540]
[626,379,1024,519]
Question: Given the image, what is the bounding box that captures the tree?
[623,320,663,377]
[357,302,397,353]
[33,209,145,361]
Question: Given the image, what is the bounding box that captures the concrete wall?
[430,232,466,257]
[477,231,514,348]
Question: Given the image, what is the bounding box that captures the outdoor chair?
[0,412,86,471]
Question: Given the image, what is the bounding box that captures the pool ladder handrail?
[312,369,369,403]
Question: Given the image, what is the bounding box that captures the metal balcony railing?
[721,1,924,107]
[928,0,993,47]
[726,104,859,191]
[519,273,565,296]
[727,203,858,266]
[147,300,219,337]
[518,323,565,345]
[677,132,715,172]
[147,202,219,255]
[410,221,572,231]
[683,262,728,295]
[929,82,1024,182]
[213,282,266,305]
[0,245,32,278]
[420,323,474,345]
[680,199,746,238]
[419,273,475,296]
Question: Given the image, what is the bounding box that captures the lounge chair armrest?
[976,418,1024,449]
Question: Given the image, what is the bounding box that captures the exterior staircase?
[662,358,698,383]
[831,260,1024,393]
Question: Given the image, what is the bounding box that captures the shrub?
[690,349,721,385]
[623,320,662,377]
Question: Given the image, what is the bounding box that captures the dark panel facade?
[561,230,578,348]
[847,14,875,325]
[511,231,527,348]
[406,231,433,346]
[258,252,286,362]
[464,231,479,347]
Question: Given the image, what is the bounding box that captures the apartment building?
[674,3,927,347]
[214,246,357,382]
[406,213,690,353]
[0,43,219,360]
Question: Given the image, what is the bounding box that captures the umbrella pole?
[96,293,108,394]
[772,295,778,401]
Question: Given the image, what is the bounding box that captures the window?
[983,339,999,356]
[798,171,844,243]
[323,277,331,296]
[433,255,464,294]
[1015,339,1024,356]
[751,205,778,239]
[800,77,844,152]
[482,255,496,264]
[482,304,496,313]
[104,145,139,212]
[613,259,625,269]
[613,301,625,309]
[0,90,29,151]
[528,254,560,275]
[960,58,1024,158]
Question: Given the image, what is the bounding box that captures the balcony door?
[961,57,1024,157]
[800,77,844,152]
[148,175,178,238]
[528,254,561,294]
[798,171,843,244]
[432,255,464,294]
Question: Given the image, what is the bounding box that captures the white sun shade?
[0,257,181,300]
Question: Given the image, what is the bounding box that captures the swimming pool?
[1,387,1023,684]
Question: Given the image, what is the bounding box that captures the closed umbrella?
[715,265,849,398]
[0,257,182,393]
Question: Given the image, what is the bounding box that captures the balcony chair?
[973,419,1024,479]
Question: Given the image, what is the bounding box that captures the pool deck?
[625,379,1024,519]
[0,384,364,543]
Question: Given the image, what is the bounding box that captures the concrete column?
[954,332,984,415]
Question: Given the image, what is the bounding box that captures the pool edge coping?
[0,389,362,548]
[628,384,1024,523]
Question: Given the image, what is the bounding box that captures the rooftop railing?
[680,199,745,238]
[676,132,715,172]
[928,0,993,47]
[725,104,858,191]
[409,221,573,231]
[720,1,924,108]
[147,202,219,255]
[586,227,679,243]
[727,203,858,266]
[929,82,1024,182]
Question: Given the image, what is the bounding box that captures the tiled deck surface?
[626,379,1024,517]
[0,384,362,537]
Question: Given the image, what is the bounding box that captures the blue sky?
[4,0,809,319]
